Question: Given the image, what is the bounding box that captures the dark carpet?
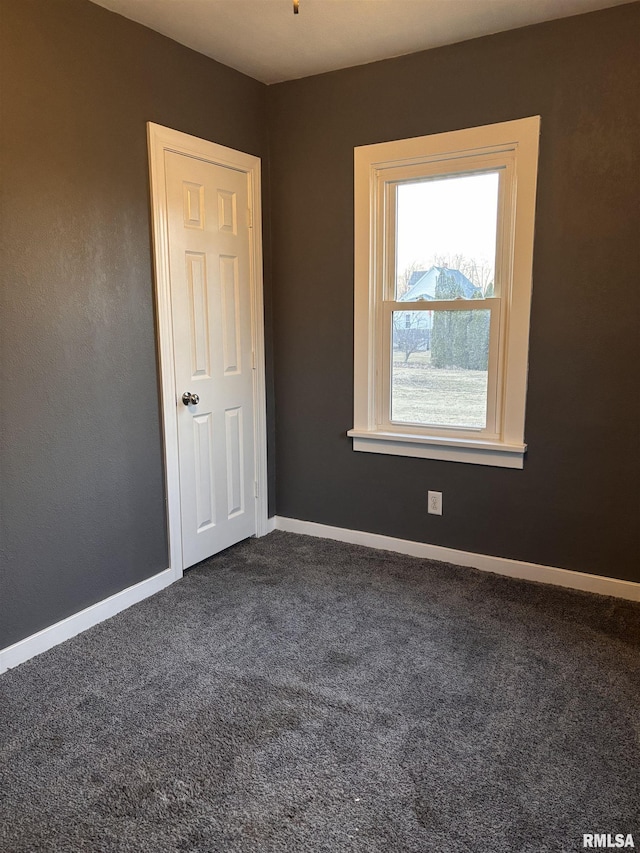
[1,530,639,852]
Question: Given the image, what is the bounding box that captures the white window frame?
[348,117,540,469]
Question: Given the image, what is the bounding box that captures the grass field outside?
[391,349,488,428]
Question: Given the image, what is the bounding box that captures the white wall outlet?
[428,491,443,516]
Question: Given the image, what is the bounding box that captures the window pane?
[391,309,490,429]
[396,171,499,302]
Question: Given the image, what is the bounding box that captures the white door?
[165,150,256,568]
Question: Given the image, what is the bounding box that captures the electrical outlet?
[428,491,443,516]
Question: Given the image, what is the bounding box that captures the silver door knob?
[182,391,200,406]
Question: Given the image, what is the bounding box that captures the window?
[348,117,540,468]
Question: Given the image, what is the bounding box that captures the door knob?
[182,391,200,406]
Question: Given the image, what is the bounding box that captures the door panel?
[165,151,256,568]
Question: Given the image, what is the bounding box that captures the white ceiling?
[89,0,631,84]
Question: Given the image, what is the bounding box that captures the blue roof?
[400,266,480,301]
[406,269,428,290]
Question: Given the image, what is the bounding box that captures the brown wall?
[267,3,640,582]
[0,0,272,648]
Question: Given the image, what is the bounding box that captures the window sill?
[347,429,526,469]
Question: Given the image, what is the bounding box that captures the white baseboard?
[0,568,174,675]
[4,519,637,675]
[265,516,277,534]
[274,517,640,602]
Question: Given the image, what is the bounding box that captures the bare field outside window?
[391,350,488,428]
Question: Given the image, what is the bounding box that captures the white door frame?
[147,122,269,581]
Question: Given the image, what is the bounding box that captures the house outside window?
[348,117,541,469]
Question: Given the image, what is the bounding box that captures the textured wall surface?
[267,3,640,582]
[0,0,271,648]
[2,1,638,654]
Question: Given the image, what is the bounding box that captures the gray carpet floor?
[1,530,639,853]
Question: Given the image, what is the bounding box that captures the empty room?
[1,1,639,850]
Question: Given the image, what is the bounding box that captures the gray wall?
[2,1,638,654]
[0,0,272,648]
[267,3,640,582]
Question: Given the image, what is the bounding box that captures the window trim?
[348,117,540,469]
